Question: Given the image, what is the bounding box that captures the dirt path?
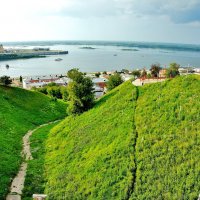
[6,120,60,200]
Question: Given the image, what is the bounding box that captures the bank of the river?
[0,49,68,61]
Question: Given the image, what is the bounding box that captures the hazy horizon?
[1,39,200,46]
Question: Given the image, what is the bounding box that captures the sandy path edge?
[6,120,60,200]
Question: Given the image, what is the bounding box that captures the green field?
[43,76,200,200]
[0,86,66,198]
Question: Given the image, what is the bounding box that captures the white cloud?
[1,0,200,22]
[0,0,200,43]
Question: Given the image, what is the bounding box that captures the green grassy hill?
[132,75,200,199]
[44,76,200,200]
[45,81,137,199]
[0,86,66,198]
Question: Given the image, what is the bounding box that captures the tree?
[102,71,107,75]
[121,69,129,74]
[147,73,152,79]
[95,72,101,78]
[67,68,94,115]
[166,63,180,78]
[67,68,84,83]
[19,76,23,83]
[61,87,68,101]
[107,73,123,91]
[47,86,62,99]
[150,63,161,78]
[132,70,141,78]
[0,76,12,86]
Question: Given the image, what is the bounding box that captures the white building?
[23,75,70,89]
[121,74,134,81]
[92,77,108,98]
[194,68,200,73]
[23,75,108,98]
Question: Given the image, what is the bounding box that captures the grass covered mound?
[21,75,199,199]
[0,86,66,198]
[45,81,137,200]
[132,75,200,199]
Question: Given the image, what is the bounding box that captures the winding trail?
[126,86,140,200]
[6,120,60,200]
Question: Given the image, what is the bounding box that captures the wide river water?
[0,41,200,77]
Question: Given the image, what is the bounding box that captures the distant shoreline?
[79,47,96,50]
[0,54,46,61]
[0,49,68,61]
[1,41,200,52]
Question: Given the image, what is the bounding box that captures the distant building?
[159,69,167,78]
[194,68,200,73]
[0,44,4,53]
[23,75,108,99]
[23,75,70,89]
[92,77,107,89]
[33,47,50,51]
[92,77,108,98]
[121,74,134,81]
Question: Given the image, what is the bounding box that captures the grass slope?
[45,81,137,200]
[132,75,200,199]
[25,75,199,200]
[0,86,66,198]
[22,122,60,200]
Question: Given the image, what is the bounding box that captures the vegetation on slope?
[45,81,137,199]
[17,75,199,199]
[22,122,60,200]
[0,86,66,198]
[132,75,200,199]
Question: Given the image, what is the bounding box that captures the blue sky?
[1,0,200,44]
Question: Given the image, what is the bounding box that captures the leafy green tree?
[121,69,129,74]
[0,76,12,86]
[107,73,124,91]
[67,68,84,83]
[150,63,161,78]
[37,87,48,95]
[47,86,62,99]
[132,70,141,78]
[67,68,94,114]
[60,87,68,101]
[95,72,101,78]
[47,82,57,87]
[102,71,107,75]
[147,73,152,78]
[166,63,180,78]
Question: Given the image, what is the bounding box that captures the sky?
[0,0,200,44]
